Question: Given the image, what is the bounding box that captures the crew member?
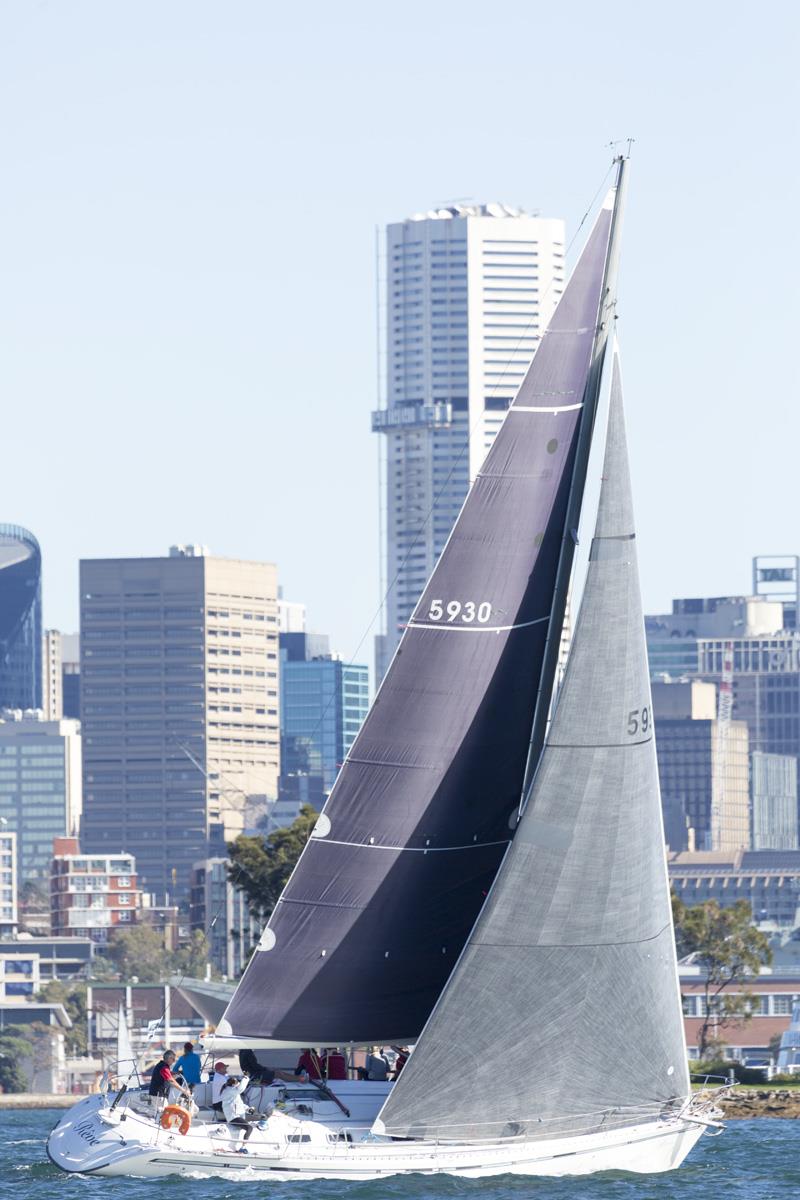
[221,1074,254,1152]
[295,1048,323,1081]
[148,1050,192,1104]
[239,1047,308,1085]
[211,1060,229,1113]
[174,1042,202,1088]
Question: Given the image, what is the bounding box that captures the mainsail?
[217,175,623,1049]
[376,351,690,1140]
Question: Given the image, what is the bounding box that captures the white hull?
[47,1089,711,1181]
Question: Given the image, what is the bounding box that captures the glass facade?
[0,720,79,883]
[0,524,42,709]
[280,638,369,797]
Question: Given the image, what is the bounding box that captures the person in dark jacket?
[238,1048,307,1085]
[148,1050,192,1102]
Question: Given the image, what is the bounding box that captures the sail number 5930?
[428,600,492,623]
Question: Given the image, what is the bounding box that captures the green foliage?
[227,805,318,917]
[0,1030,34,1093]
[672,895,773,1057]
[172,930,218,980]
[35,980,88,1054]
[105,924,169,982]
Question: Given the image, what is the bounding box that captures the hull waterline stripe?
[408,616,548,633]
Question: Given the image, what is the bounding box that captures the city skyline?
[1,3,797,666]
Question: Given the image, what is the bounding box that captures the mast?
[520,154,630,807]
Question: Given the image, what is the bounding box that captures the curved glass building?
[0,524,42,709]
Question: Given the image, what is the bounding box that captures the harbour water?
[2,1110,799,1200]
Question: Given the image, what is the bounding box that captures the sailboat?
[47,156,724,1179]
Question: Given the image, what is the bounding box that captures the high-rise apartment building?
[372,203,565,675]
[79,547,280,903]
[42,631,80,721]
[0,710,82,885]
[0,524,42,709]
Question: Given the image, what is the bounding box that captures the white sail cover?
[376,350,690,1141]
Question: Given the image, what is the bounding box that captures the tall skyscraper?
[79,546,280,902]
[0,524,42,709]
[372,203,565,675]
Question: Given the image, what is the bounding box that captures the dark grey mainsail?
[376,350,690,1140]
[217,179,623,1049]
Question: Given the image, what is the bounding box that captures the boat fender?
[160,1105,192,1135]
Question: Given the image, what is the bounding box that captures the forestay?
[217,203,616,1049]
[377,351,690,1139]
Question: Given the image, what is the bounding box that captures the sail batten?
[219,191,619,1048]
[376,348,690,1141]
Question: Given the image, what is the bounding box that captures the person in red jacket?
[294,1048,323,1080]
[321,1048,347,1080]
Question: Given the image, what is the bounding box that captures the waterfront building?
[79,546,279,903]
[372,203,565,676]
[0,829,17,935]
[50,836,142,945]
[189,856,258,978]
[279,630,368,816]
[653,680,750,852]
[679,961,800,1061]
[751,751,798,850]
[0,709,82,885]
[87,981,204,1057]
[0,524,42,709]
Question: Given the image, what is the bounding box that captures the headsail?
[217,174,623,1049]
[376,350,690,1140]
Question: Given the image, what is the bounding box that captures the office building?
[653,680,750,852]
[372,203,565,676]
[0,710,82,884]
[79,547,279,902]
[669,848,800,928]
[50,836,142,944]
[43,631,80,721]
[753,555,799,630]
[646,595,784,681]
[751,751,798,850]
[0,524,42,709]
[61,634,81,720]
[0,829,17,935]
[190,856,258,978]
[279,630,369,819]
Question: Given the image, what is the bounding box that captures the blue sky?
[1,0,797,665]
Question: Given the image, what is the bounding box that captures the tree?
[227,804,318,918]
[35,980,88,1054]
[0,1030,34,1093]
[105,924,168,982]
[173,930,218,980]
[672,894,772,1057]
